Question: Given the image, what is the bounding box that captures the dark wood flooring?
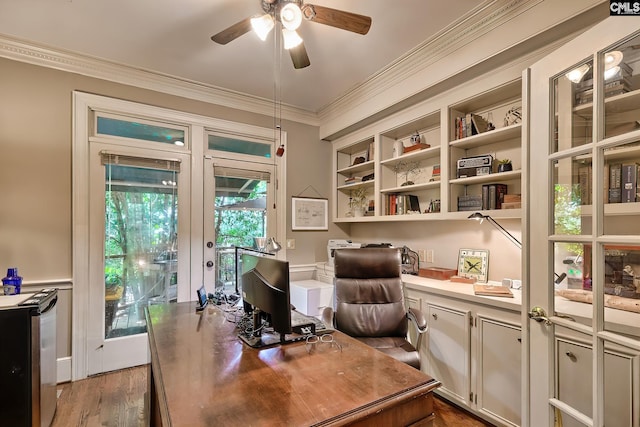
[53,365,493,426]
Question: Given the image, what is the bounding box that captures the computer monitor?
[238,252,294,348]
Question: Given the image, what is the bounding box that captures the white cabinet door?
[557,339,636,427]
[426,303,471,404]
[476,316,521,426]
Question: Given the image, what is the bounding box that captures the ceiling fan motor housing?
[261,0,305,21]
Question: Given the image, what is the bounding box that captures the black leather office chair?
[322,247,427,369]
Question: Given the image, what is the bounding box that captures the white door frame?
[72,92,286,380]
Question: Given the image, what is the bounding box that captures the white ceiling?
[0,0,487,112]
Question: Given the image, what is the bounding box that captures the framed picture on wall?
[292,197,328,231]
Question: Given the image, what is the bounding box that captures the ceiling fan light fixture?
[280,3,302,30]
[251,14,274,41]
[282,28,302,49]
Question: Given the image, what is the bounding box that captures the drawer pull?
[432,313,438,320]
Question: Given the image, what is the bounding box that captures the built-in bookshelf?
[332,77,525,222]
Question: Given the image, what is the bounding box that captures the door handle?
[528,306,552,326]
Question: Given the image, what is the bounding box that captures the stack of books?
[458,195,482,211]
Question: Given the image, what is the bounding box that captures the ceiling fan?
[211,0,372,69]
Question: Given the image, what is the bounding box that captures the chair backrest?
[333,248,408,338]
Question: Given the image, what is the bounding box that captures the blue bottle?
[2,268,23,295]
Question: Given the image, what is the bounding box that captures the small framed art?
[292,197,328,231]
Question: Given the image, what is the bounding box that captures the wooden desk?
[146,302,440,426]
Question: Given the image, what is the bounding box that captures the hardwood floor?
[53,365,493,426]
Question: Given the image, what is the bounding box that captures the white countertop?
[402,274,640,338]
[402,274,522,311]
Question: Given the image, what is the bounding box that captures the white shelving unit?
[332,78,524,222]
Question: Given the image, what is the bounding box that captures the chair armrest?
[321,306,335,327]
[407,307,428,334]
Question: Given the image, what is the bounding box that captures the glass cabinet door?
[529,18,640,427]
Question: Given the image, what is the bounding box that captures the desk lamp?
[468,212,566,284]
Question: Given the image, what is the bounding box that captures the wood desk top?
[146,302,440,427]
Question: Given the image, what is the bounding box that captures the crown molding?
[318,0,606,139]
[0,34,319,127]
[317,0,534,133]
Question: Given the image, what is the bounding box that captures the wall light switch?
[286,239,296,249]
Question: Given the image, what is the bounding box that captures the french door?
[528,18,640,427]
[87,143,191,375]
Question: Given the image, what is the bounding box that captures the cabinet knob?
[432,313,438,320]
[565,351,577,362]
[206,261,214,268]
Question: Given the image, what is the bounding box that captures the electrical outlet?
[418,249,426,263]
[286,239,295,249]
[426,249,435,263]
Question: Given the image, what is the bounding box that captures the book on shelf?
[344,176,362,185]
[577,165,592,205]
[608,163,622,203]
[622,163,638,203]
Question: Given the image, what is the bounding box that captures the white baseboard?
[57,356,72,383]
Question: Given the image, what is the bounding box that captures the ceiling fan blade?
[211,17,252,45]
[289,42,310,69]
[304,4,371,35]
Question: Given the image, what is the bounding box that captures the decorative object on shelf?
[348,187,369,217]
[504,106,522,126]
[403,143,431,154]
[292,196,328,230]
[497,158,513,173]
[486,112,496,131]
[352,156,366,165]
[426,199,441,213]
[392,139,404,158]
[457,248,489,283]
[393,160,421,186]
[457,154,493,178]
[430,164,441,181]
[410,132,421,144]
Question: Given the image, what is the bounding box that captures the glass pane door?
[88,145,190,376]
[104,160,179,338]
[214,173,267,295]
